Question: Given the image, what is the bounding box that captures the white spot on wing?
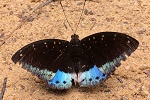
[102,35,105,37]
[44,42,48,47]
[54,41,56,44]
[20,54,23,56]
[32,45,36,50]
[44,42,47,44]
[93,36,95,40]
[82,65,86,68]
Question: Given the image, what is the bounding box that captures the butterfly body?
[12,32,139,89]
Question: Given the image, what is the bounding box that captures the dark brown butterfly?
[12,32,139,89]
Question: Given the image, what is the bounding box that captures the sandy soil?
[0,0,150,100]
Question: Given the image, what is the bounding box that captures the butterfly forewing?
[12,39,69,73]
[81,32,139,74]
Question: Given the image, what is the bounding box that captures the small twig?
[116,77,123,83]
[33,0,54,12]
[90,20,96,30]
[0,0,55,48]
[0,21,25,47]
[0,78,7,100]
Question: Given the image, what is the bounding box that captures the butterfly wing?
[12,39,75,89]
[81,32,139,76]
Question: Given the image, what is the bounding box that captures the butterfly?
[11,32,139,89]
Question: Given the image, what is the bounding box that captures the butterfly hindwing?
[48,70,72,89]
[77,65,107,87]
[81,32,139,75]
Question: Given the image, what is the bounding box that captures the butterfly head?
[70,34,80,47]
[71,34,79,40]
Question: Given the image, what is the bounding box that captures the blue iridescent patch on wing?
[78,65,107,87]
[47,70,72,89]
[22,63,55,81]
[99,54,126,74]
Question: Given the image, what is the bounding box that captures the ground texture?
[0,0,150,100]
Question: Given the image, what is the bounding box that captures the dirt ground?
[0,0,149,100]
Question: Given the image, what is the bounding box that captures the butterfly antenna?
[60,0,87,35]
[74,0,87,34]
[59,1,75,34]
